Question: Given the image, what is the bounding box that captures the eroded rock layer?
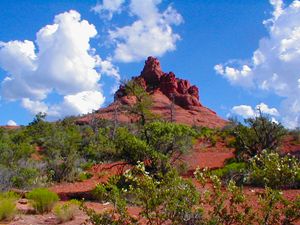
[77,57,227,128]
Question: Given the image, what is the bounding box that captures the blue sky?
[0,0,299,128]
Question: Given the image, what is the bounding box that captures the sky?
[0,0,299,128]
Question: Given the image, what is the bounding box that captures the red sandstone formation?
[77,57,227,128]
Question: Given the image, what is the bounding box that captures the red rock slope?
[77,57,227,128]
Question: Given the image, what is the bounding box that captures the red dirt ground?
[9,137,299,225]
[50,137,300,201]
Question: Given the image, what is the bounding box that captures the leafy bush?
[114,127,152,164]
[145,121,196,157]
[82,127,117,162]
[194,167,300,225]
[42,124,82,182]
[0,128,44,190]
[233,112,286,161]
[247,150,300,189]
[290,128,300,144]
[211,162,247,184]
[26,188,59,213]
[77,172,93,181]
[122,79,155,125]
[53,200,79,223]
[87,162,202,224]
[0,192,19,221]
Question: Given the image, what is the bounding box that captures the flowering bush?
[194,167,300,225]
[247,150,300,189]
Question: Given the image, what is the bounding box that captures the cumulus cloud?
[231,103,279,121]
[92,0,125,20]
[231,105,256,118]
[22,91,105,118]
[92,0,183,62]
[0,10,119,119]
[215,0,300,128]
[6,120,17,126]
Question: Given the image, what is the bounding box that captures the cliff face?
[115,56,202,110]
[78,57,227,128]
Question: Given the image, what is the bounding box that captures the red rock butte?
[77,56,227,128]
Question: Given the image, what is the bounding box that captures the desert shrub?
[290,128,300,144]
[194,167,300,225]
[42,123,82,182]
[25,112,52,146]
[53,200,80,223]
[175,162,189,175]
[0,128,44,190]
[0,192,19,221]
[77,172,93,181]
[145,121,196,157]
[247,150,300,189]
[87,162,202,224]
[122,79,155,126]
[26,188,59,213]
[233,112,286,161]
[114,127,152,164]
[193,126,215,143]
[211,162,247,184]
[81,127,117,162]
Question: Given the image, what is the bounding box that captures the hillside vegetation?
[0,81,299,224]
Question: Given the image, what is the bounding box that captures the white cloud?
[214,63,253,87]
[0,10,118,118]
[21,98,49,115]
[256,102,279,116]
[22,91,105,118]
[105,0,183,62]
[6,120,17,126]
[231,105,255,118]
[215,0,300,128]
[49,91,105,117]
[231,103,279,121]
[92,0,125,20]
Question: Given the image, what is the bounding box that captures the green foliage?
[123,79,155,125]
[194,167,255,224]
[53,200,80,223]
[290,128,300,144]
[26,113,52,146]
[194,167,300,225]
[247,150,300,188]
[0,127,43,190]
[42,123,82,182]
[77,172,93,181]
[81,127,116,162]
[0,192,19,221]
[89,162,201,224]
[233,112,286,160]
[211,162,247,184]
[114,127,152,164]
[145,121,196,156]
[26,188,59,214]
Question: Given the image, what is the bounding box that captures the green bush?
[233,112,286,161]
[290,128,300,144]
[43,124,82,182]
[145,121,196,156]
[53,200,79,223]
[0,192,19,221]
[247,150,300,189]
[82,127,117,162]
[26,188,59,213]
[114,127,152,164]
[212,162,247,184]
[77,172,93,181]
[88,162,201,224]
